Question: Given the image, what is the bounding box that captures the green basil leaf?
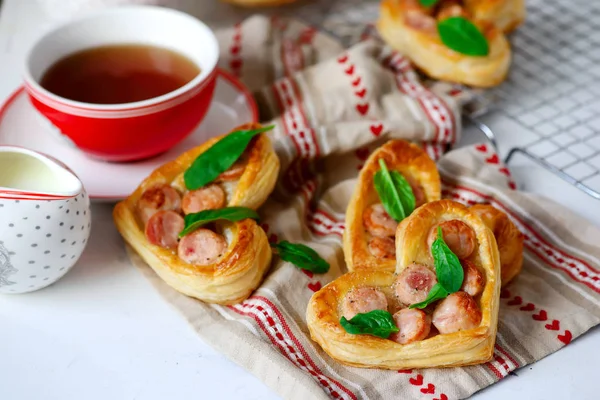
[409,283,449,309]
[184,125,275,190]
[272,241,330,273]
[391,170,416,216]
[340,310,399,339]
[408,227,464,308]
[419,0,439,6]
[437,17,490,57]
[432,226,464,293]
[179,207,259,237]
[373,159,416,222]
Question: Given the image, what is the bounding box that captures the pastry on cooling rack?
[113,123,280,305]
[307,199,501,369]
[464,0,525,33]
[221,0,297,6]
[378,0,524,87]
[470,204,523,286]
[344,140,441,273]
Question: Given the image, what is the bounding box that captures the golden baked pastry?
[113,123,280,305]
[221,0,297,7]
[344,140,441,273]
[470,204,523,286]
[464,0,525,33]
[377,0,522,87]
[307,200,501,369]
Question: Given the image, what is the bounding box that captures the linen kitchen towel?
[125,16,600,400]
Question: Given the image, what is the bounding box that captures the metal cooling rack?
[483,0,600,199]
[316,0,600,200]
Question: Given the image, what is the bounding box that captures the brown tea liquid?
[40,44,200,104]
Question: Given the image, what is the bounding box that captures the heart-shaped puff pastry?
[377,0,524,87]
[113,123,280,305]
[307,200,501,369]
[470,204,523,286]
[344,140,441,273]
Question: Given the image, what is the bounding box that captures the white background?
[0,1,598,399]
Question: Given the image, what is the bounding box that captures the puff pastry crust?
[464,0,525,33]
[113,123,280,305]
[470,204,523,286]
[307,200,501,369]
[377,0,520,87]
[343,140,441,273]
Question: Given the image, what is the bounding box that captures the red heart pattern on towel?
[409,374,423,386]
[420,384,435,394]
[307,282,322,292]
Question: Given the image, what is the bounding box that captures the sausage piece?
[145,210,184,249]
[181,184,226,214]
[461,260,485,297]
[368,236,396,259]
[404,173,427,208]
[217,159,246,182]
[363,203,398,238]
[432,292,482,334]
[428,220,476,259]
[437,0,468,21]
[177,228,228,265]
[402,0,437,35]
[137,184,181,225]
[394,263,438,305]
[389,308,432,344]
[341,287,388,320]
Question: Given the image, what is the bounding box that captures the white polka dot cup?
[0,146,91,294]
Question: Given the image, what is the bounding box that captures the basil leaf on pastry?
[340,309,399,339]
[409,227,464,309]
[308,200,501,368]
[114,123,280,305]
[179,207,259,237]
[184,125,275,190]
[431,226,464,292]
[344,140,440,272]
[272,241,330,273]
[437,16,489,56]
[374,159,416,222]
[409,282,448,309]
[419,0,439,6]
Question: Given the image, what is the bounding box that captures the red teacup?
[23,6,219,162]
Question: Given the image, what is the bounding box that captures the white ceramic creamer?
[0,146,91,293]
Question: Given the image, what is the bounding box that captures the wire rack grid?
[315,0,600,200]
[485,0,600,199]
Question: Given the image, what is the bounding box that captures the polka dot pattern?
[0,191,91,294]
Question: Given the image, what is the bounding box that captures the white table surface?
[0,1,598,400]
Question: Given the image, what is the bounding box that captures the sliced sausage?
[217,159,247,182]
[363,203,398,238]
[368,236,396,259]
[394,263,438,305]
[145,210,184,249]
[404,173,427,208]
[177,228,228,265]
[432,292,482,334]
[461,260,485,297]
[137,184,181,225]
[402,0,437,35]
[437,0,468,21]
[428,220,476,259]
[389,308,432,344]
[341,287,388,320]
[182,184,226,214]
